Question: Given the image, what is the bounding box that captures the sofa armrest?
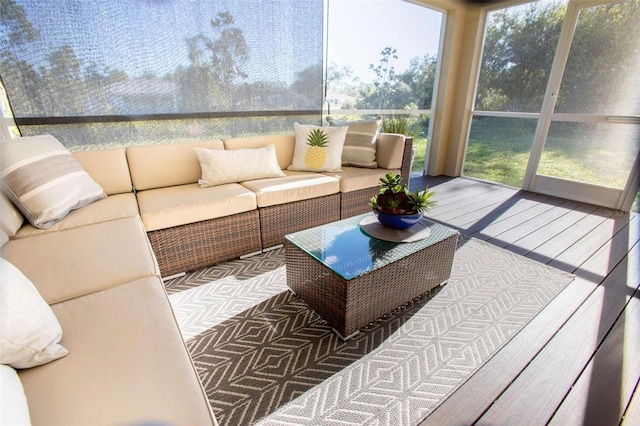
[400,136,414,184]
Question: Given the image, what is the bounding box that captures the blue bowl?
[373,209,423,230]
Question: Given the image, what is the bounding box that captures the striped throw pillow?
[0,135,106,229]
[327,116,382,168]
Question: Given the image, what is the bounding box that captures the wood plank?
[467,197,567,241]
[576,215,640,282]
[462,191,554,235]
[420,277,598,426]
[623,383,640,425]
[429,187,517,224]
[413,177,639,425]
[549,214,635,276]
[509,202,600,257]
[427,185,514,215]
[476,240,640,425]
[526,208,609,265]
[549,282,640,425]
[486,199,582,248]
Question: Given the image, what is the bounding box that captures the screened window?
[0,0,323,149]
[465,0,565,187]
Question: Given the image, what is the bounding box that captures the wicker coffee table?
[284,213,459,340]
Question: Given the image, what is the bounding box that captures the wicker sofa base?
[147,210,262,278]
[340,187,379,219]
[285,230,458,338]
[259,193,341,249]
[146,137,414,276]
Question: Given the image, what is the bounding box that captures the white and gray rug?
[166,238,575,426]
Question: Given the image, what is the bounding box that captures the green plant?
[370,172,435,215]
[381,115,423,140]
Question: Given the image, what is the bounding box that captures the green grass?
[411,136,427,173]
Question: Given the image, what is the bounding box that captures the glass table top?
[285,213,459,280]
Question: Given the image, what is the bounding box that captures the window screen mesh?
[0,0,323,148]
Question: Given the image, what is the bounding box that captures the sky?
[327,0,444,83]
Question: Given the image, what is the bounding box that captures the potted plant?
[369,172,436,229]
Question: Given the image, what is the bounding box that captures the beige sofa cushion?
[14,193,139,239]
[376,133,406,170]
[323,167,402,193]
[240,171,340,207]
[224,134,295,170]
[136,183,257,232]
[1,217,159,305]
[126,141,224,190]
[18,277,216,426]
[73,148,132,195]
[1,192,23,237]
[0,228,8,247]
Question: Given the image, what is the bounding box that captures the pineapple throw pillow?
[288,123,348,172]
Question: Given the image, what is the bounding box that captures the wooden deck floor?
[407,175,640,426]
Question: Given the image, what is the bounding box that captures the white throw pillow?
[0,135,106,229]
[195,144,285,188]
[288,123,348,172]
[0,258,69,369]
[327,116,382,168]
[1,364,32,425]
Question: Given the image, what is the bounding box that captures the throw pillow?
[195,144,286,188]
[288,123,348,172]
[1,364,31,424]
[0,257,69,369]
[0,135,107,229]
[327,116,382,168]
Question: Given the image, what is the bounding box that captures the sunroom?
[1,0,638,425]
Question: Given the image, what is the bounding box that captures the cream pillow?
[0,135,106,229]
[0,258,69,369]
[288,123,348,172]
[195,144,285,188]
[1,364,31,424]
[327,116,382,168]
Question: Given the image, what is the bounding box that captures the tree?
[208,12,248,89]
[557,0,640,114]
[0,0,39,51]
[369,47,399,110]
[291,63,323,109]
[396,54,437,110]
[475,0,639,114]
[39,45,84,115]
[173,11,248,111]
[476,1,565,112]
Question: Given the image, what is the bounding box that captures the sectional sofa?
[0,129,412,425]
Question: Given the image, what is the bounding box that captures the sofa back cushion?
[224,134,295,170]
[376,133,406,170]
[126,141,224,190]
[73,148,132,195]
[1,192,23,238]
[0,228,8,248]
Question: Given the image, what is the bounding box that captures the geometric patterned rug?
[166,238,575,425]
